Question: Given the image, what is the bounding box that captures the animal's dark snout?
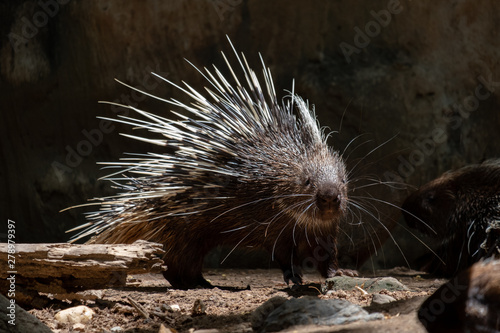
[317,183,342,212]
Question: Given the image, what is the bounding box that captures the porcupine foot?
[162,254,213,289]
[281,265,303,285]
[322,254,359,278]
[328,268,358,277]
[163,270,213,290]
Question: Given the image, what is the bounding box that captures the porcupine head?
[69,38,351,289]
[403,160,500,275]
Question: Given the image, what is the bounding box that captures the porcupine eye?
[304,178,311,187]
[424,191,436,209]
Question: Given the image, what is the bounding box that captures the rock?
[0,293,53,333]
[72,322,86,331]
[324,276,408,293]
[166,304,181,312]
[158,324,176,333]
[372,294,396,305]
[253,296,383,332]
[251,296,288,331]
[54,305,95,325]
[192,299,206,316]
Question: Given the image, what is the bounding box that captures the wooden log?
[0,240,166,296]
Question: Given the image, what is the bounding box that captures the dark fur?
[403,159,500,276]
[418,258,500,332]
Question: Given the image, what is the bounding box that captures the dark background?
[2,0,500,270]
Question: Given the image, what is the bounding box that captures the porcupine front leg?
[274,247,303,285]
[314,235,358,278]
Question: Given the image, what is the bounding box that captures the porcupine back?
[403,159,500,276]
[69,39,349,289]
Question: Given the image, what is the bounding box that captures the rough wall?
[1,0,500,269]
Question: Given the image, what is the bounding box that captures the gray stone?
[0,294,53,333]
[324,276,408,293]
[372,293,397,305]
[255,296,383,332]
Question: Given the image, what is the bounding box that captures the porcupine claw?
[282,267,303,285]
[328,268,359,277]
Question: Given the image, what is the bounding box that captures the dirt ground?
[29,268,445,333]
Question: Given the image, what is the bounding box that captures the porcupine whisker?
[210,193,312,224]
[304,223,312,248]
[467,220,478,255]
[345,203,364,226]
[218,202,308,264]
[219,209,296,264]
[220,225,251,233]
[340,134,372,161]
[271,219,295,262]
[220,224,261,265]
[346,201,383,256]
[292,201,317,246]
[349,178,408,191]
[348,199,411,267]
[263,202,302,237]
[359,215,382,258]
[264,198,314,238]
[466,219,476,238]
[346,134,398,178]
[340,133,370,160]
[350,195,445,265]
[328,97,353,140]
[339,225,356,248]
[353,194,437,235]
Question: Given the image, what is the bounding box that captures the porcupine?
[402,159,500,276]
[68,38,357,289]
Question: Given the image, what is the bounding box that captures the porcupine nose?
[316,183,343,218]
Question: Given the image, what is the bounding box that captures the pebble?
[159,324,177,333]
[72,323,86,331]
[192,299,206,316]
[371,293,396,305]
[169,304,181,312]
[54,305,95,325]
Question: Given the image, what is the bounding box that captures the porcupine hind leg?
[162,256,213,289]
[160,236,213,289]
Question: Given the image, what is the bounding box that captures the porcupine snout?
[316,182,345,220]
